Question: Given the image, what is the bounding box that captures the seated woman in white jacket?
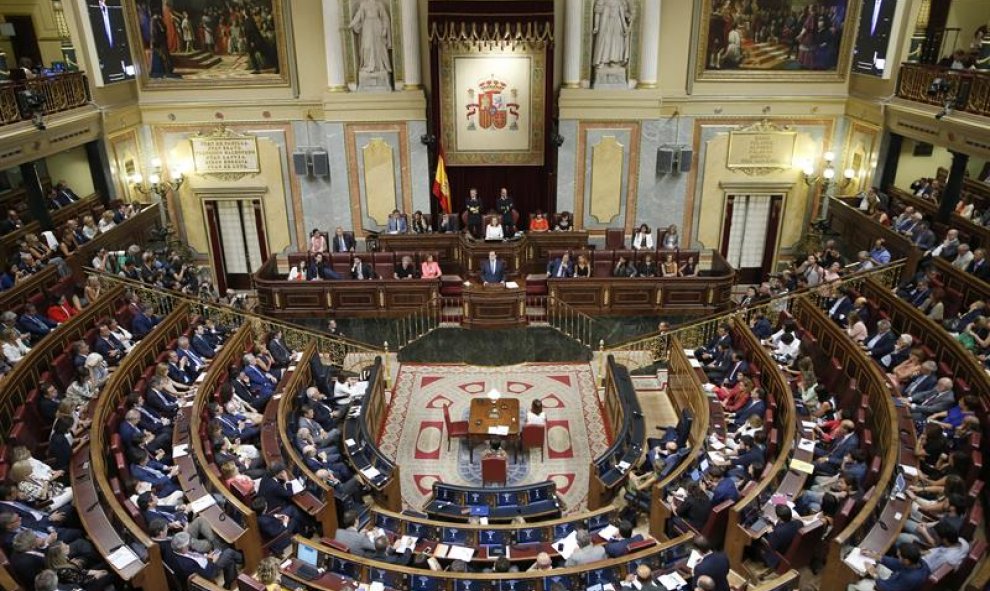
[485,216,504,240]
[632,224,653,250]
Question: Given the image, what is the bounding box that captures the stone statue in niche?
[592,0,632,88]
[350,0,393,91]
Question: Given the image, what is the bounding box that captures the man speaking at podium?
[481,251,506,285]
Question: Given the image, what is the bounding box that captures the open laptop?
[295,542,321,580]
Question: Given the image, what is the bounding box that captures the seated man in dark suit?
[168,531,240,588]
[350,256,376,280]
[9,531,46,588]
[368,534,413,565]
[190,324,217,359]
[603,520,643,558]
[814,420,859,476]
[759,505,801,572]
[695,323,732,363]
[332,227,355,252]
[547,253,574,278]
[145,377,180,418]
[36,382,61,423]
[93,322,126,366]
[15,304,56,341]
[250,497,296,556]
[129,448,181,497]
[130,306,159,339]
[862,320,897,361]
[137,492,223,553]
[730,388,767,428]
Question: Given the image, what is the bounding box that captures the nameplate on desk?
[188,494,217,514]
[487,426,509,436]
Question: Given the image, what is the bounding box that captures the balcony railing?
[0,71,90,127]
[896,63,990,118]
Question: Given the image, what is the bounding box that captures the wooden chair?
[521,423,546,462]
[481,455,507,486]
[605,228,625,249]
[442,404,469,451]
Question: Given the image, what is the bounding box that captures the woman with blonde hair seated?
[8,459,72,510]
[253,556,283,590]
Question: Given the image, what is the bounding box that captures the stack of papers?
[843,547,875,576]
[797,439,817,453]
[344,439,358,448]
[370,582,385,591]
[790,458,815,474]
[107,545,139,570]
[597,524,619,540]
[554,530,580,559]
[188,494,217,514]
[290,478,305,495]
[617,461,631,472]
[901,465,919,478]
[360,466,381,480]
[658,573,687,591]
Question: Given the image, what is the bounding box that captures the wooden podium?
[461,283,527,329]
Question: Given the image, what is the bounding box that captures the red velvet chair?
[442,404,469,451]
[482,456,507,486]
[521,423,546,462]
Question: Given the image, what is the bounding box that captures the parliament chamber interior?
[1,0,990,590]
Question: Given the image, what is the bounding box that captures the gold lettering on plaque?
[190,128,261,178]
[726,120,796,176]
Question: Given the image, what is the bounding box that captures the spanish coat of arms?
[465,77,520,131]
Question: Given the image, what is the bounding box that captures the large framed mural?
[695,0,859,82]
[126,0,290,89]
[437,43,546,166]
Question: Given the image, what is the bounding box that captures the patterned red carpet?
[377,363,609,513]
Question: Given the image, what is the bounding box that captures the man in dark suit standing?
[852,0,895,76]
[88,0,132,83]
[332,227,355,252]
[480,251,506,285]
[690,536,730,591]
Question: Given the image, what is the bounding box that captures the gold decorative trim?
[428,21,554,47]
[693,0,859,82]
[328,85,350,93]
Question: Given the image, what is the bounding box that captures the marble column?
[399,0,422,88]
[322,0,348,91]
[637,0,660,88]
[562,0,583,88]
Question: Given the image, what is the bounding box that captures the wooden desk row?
[86,302,194,591]
[546,274,735,316]
[588,357,645,511]
[790,298,907,591]
[828,197,921,280]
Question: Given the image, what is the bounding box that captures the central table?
[467,397,520,462]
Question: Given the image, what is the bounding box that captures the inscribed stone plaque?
[727,131,796,171]
[191,136,261,175]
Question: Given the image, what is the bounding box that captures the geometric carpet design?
[377,363,610,513]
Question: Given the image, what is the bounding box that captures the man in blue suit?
[214,402,261,443]
[899,361,937,399]
[145,376,179,418]
[760,505,801,571]
[175,337,206,378]
[732,389,766,428]
[131,306,158,339]
[718,350,749,388]
[603,520,643,557]
[480,251,506,284]
[690,536,730,591]
[129,448,180,496]
[190,324,217,359]
[708,466,740,506]
[93,322,126,366]
[814,420,859,476]
[862,320,897,361]
[168,532,240,588]
[250,497,296,555]
[243,354,277,399]
[15,304,55,341]
[828,287,854,325]
[387,210,408,234]
[546,253,574,278]
[119,409,171,454]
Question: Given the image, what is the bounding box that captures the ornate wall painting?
[127,0,290,89]
[695,0,858,82]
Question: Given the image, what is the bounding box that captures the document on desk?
[370,582,385,591]
[447,545,475,561]
[505,281,519,289]
[708,437,726,450]
[360,466,381,480]
[843,547,875,576]
[789,458,815,475]
[797,438,817,453]
[801,421,818,430]
[686,549,704,569]
[433,543,450,558]
[394,535,418,553]
[172,444,189,458]
[900,464,919,478]
[290,478,305,495]
[707,451,726,464]
[597,524,619,540]
[658,572,687,591]
[189,494,217,514]
[487,426,509,436]
[554,530,580,560]
[107,545,139,570]
[345,439,358,448]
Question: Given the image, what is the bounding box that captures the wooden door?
[203,199,268,292]
[720,193,784,285]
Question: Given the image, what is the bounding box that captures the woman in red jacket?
[46,295,79,324]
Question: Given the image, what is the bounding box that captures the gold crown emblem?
[478,78,507,93]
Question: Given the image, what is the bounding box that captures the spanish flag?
[432,148,451,214]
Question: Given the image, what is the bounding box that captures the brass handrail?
[605,260,906,369]
[88,270,384,367]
